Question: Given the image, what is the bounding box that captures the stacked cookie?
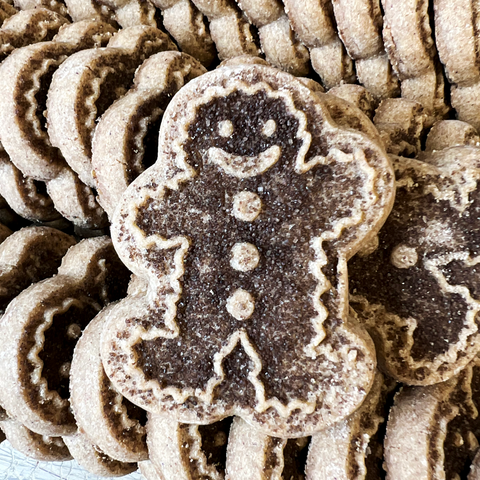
[0,0,480,479]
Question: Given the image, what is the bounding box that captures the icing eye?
[226,289,255,320]
[218,120,234,137]
[262,119,276,137]
[390,244,418,269]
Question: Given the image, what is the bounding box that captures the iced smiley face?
[350,147,480,385]
[102,65,394,438]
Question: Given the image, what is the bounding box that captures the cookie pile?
[0,0,479,479]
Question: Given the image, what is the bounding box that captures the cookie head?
[103,65,394,437]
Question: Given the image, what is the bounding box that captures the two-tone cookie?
[92,51,206,219]
[384,354,480,478]
[101,63,394,438]
[0,236,130,436]
[331,0,399,100]
[235,0,310,76]
[425,120,480,153]
[149,0,216,67]
[350,145,480,385]
[283,0,354,89]
[190,0,260,60]
[47,25,177,188]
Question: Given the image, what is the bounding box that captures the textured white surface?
[0,440,144,480]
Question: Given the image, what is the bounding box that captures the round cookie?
[0,0,17,26]
[0,7,69,62]
[425,120,480,153]
[96,0,157,27]
[149,0,216,67]
[92,51,206,219]
[0,226,75,314]
[283,0,354,89]
[0,147,60,223]
[0,417,71,461]
[451,82,480,132]
[14,0,69,17]
[434,0,480,87]
[373,98,426,157]
[70,302,148,463]
[0,236,130,436]
[47,25,177,188]
[331,0,399,100]
[63,432,137,476]
[235,0,310,76]
[327,84,378,120]
[190,0,260,60]
[63,0,116,24]
[384,355,480,479]
[350,146,480,385]
[101,64,394,438]
[147,413,231,479]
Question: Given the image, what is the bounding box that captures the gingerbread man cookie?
[0,7,69,62]
[47,25,177,188]
[385,355,480,479]
[0,145,60,223]
[350,145,480,385]
[93,51,206,219]
[63,432,137,476]
[147,413,231,479]
[101,64,394,438]
[0,418,71,461]
[0,236,130,436]
[70,301,148,463]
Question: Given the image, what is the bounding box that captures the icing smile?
[206,145,281,178]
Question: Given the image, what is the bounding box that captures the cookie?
[139,461,164,480]
[0,222,12,244]
[328,84,378,119]
[235,0,310,76]
[331,0,399,100]
[0,19,116,182]
[70,302,148,463]
[0,146,60,222]
[47,25,177,188]
[63,0,116,24]
[425,120,480,153]
[147,413,231,479]
[190,0,260,60]
[150,0,216,67]
[382,0,449,126]
[451,82,480,131]
[97,0,157,27]
[63,432,137,476]
[0,226,75,314]
[0,7,69,62]
[14,0,68,17]
[283,0,354,89]
[305,371,396,480]
[350,146,480,385]
[0,236,130,436]
[384,355,480,479]
[225,416,308,479]
[0,417,71,461]
[101,63,394,438]
[92,51,206,219]
[434,0,480,87]
[400,62,450,129]
[373,98,426,157]
[0,0,16,26]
